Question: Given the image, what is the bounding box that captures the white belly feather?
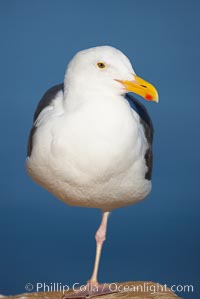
[26,95,151,211]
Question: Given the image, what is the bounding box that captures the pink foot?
[62,282,118,298]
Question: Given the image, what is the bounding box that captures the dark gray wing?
[27,83,64,157]
[125,94,154,180]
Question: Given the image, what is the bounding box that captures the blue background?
[0,1,199,298]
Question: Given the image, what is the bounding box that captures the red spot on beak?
[146,94,153,101]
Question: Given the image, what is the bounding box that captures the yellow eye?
[97,62,106,69]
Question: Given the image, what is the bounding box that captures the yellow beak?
[116,74,159,103]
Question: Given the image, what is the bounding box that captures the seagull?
[26,46,158,298]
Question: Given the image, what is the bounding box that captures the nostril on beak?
[141,85,147,88]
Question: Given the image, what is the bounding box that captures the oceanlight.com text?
[25,281,194,295]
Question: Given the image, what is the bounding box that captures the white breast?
[26,94,151,211]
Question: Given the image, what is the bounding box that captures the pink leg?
[62,212,117,298]
[88,211,110,284]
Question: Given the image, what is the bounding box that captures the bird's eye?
[97,62,106,69]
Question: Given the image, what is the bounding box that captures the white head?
[64,46,158,101]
